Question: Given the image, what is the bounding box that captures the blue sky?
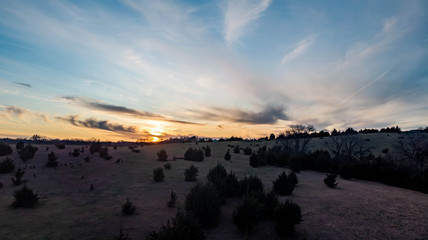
[0,0,427,141]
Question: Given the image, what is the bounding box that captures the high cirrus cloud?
[188,105,288,124]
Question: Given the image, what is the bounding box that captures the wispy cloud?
[62,96,201,125]
[0,105,49,122]
[188,105,288,124]
[223,0,271,46]
[15,82,32,88]
[56,115,138,133]
[280,35,316,66]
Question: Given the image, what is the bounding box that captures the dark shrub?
[243,147,252,155]
[185,165,198,182]
[324,173,338,188]
[19,144,38,162]
[263,191,279,219]
[11,185,39,208]
[273,172,295,196]
[185,183,221,227]
[309,150,333,172]
[223,171,240,198]
[164,163,171,169]
[122,198,136,215]
[90,142,102,154]
[46,152,59,167]
[153,167,165,182]
[184,148,204,162]
[167,191,177,208]
[224,149,231,161]
[289,154,305,172]
[274,200,303,237]
[233,145,240,154]
[232,196,263,235]
[16,141,24,151]
[249,153,265,168]
[239,175,264,197]
[12,168,25,186]
[0,157,15,173]
[157,149,168,162]
[55,143,65,149]
[72,148,80,157]
[207,163,227,189]
[99,147,111,160]
[202,145,211,157]
[146,210,205,240]
[289,171,298,186]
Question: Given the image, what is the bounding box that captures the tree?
[269,133,275,140]
[396,133,428,176]
[279,124,315,155]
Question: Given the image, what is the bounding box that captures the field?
[0,136,427,239]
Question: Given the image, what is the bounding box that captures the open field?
[0,138,427,239]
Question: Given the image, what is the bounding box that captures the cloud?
[0,105,49,122]
[15,82,32,88]
[223,0,271,46]
[189,105,288,124]
[63,96,201,125]
[280,35,316,66]
[383,17,397,33]
[56,115,138,133]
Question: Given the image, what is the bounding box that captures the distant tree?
[46,152,59,167]
[157,149,168,162]
[396,133,428,176]
[279,124,315,155]
[269,133,275,140]
[224,149,231,161]
[16,141,24,151]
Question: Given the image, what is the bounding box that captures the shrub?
[46,152,59,167]
[273,172,295,196]
[89,142,102,154]
[239,175,264,197]
[99,147,111,160]
[122,198,136,215]
[243,147,252,155]
[202,145,211,157]
[146,210,205,240]
[72,148,80,157]
[288,171,299,186]
[16,141,24,151]
[263,191,279,219]
[185,165,198,182]
[11,185,39,208]
[19,144,38,162]
[164,163,171,169]
[153,167,165,182]
[0,157,15,173]
[233,146,240,154]
[224,149,231,161]
[184,148,204,162]
[185,183,221,227]
[274,200,303,237]
[55,143,65,149]
[167,191,177,208]
[157,149,168,162]
[12,168,25,186]
[207,163,227,189]
[324,173,338,188]
[223,171,240,198]
[232,196,263,235]
[0,142,12,156]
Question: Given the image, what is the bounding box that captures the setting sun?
[152,137,159,142]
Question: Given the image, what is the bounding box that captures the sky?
[0,0,427,142]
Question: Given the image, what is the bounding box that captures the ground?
[0,137,427,239]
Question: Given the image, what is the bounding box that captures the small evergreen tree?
[224,149,231,161]
[203,145,211,157]
[207,163,227,189]
[273,172,295,196]
[11,185,39,208]
[157,149,168,162]
[223,171,240,198]
[274,200,303,237]
[16,141,24,151]
[167,191,177,208]
[0,142,13,156]
[72,148,80,157]
[185,165,198,182]
[232,196,263,235]
[288,171,299,186]
[233,145,240,154]
[46,152,59,167]
[243,147,252,155]
[184,183,221,227]
[19,144,38,162]
[239,175,264,197]
[11,168,25,186]
[153,167,165,182]
[0,157,15,173]
[122,198,136,215]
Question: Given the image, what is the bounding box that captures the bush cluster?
[184,183,222,227]
[206,163,227,189]
[0,142,13,156]
[18,144,38,162]
[202,145,211,157]
[46,152,59,167]
[153,167,165,182]
[274,200,303,237]
[99,147,112,160]
[232,196,263,235]
[239,175,264,197]
[273,171,297,196]
[184,148,204,162]
[324,174,338,188]
[11,185,39,208]
[157,149,168,162]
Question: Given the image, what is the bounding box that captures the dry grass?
[0,139,427,239]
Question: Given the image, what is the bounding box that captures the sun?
[152,137,160,142]
[150,127,164,136]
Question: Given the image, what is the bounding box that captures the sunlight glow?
[152,136,159,142]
